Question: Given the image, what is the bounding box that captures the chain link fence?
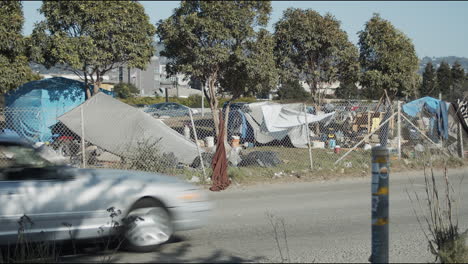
[1,99,466,181]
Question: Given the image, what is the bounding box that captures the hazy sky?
[21,1,468,58]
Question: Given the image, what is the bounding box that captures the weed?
[407,164,468,263]
[266,212,290,263]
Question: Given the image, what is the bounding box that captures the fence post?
[459,122,464,158]
[397,101,401,160]
[80,106,86,168]
[189,109,207,183]
[370,146,389,263]
[303,103,313,170]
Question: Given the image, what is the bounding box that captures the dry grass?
[407,165,468,263]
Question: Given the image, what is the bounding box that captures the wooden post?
[335,112,398,165]
[189,108,207,183]
[80,106,86,169]
[304,104,313,170]
[397,101,401,160]
[459,122,464,158]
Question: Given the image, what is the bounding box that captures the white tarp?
[58,93,199,164]
[261,104,335,132]
[244,102,334,148]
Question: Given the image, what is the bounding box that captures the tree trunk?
[93,71,101,96]
[84,68,91,100]
[207,74,220,138]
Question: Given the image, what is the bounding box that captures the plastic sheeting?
[4,77,114,143]
[57,93,199,164]
[402,96,449,140]
[4,77,87,143]
[243,102,334,148]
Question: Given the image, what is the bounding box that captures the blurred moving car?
[144,102,198,118]
[0,135,211,252]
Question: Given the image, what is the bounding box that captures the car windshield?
[0,145,52,169]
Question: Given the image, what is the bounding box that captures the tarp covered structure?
[4,77,87,142]
[58,93,199,164]
[242,102,335,148]
[4,77,113,143]
[402,96,449,140]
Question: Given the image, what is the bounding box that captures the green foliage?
[0,1,37,94]
[120,95,257,108]
[437,61,453,99]
[358,13,419,99]
[274,8,359,103]
[335,81,361,99]
[277,79,310,100]
[420,62,438,97]
[219,29,279,99]
[450,61,466,100]
[113,83,139,99]
[30,1,156,98]
[125,138,178,174]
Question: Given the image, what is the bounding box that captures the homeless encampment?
[4,77,113,143]
[57,93,200,165]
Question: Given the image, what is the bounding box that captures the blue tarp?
[402,96,449,140]
[4,77,114,143]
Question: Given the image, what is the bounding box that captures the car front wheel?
[122,199,173,252]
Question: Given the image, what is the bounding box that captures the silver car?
[0,135,211,252]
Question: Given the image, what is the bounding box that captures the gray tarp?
[243,102,334,148]
[58,93,199,164]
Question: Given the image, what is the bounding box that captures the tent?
[57,93,200,164]
[4,77,88,142]
[242,102,334,148]
[402,96,449,140]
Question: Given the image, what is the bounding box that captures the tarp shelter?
[4,77,114,143]
[57,93,200,164]
[402,96,449,140]
[242,102,334,148]
[5,78,83,142]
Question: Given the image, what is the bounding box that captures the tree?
[358,13,419,99]
[436,61,452,99]
[218,29,279,100]
[273,8,359,104]
[0,1,37,94]
[113,82,139,99]
[277,79,310,100]
[450,61,465,100]
[157,1,273,137]
[30,1,156,99]
[420,62,437,97]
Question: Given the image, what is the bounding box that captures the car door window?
[0,145,71,181]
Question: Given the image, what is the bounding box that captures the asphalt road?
[66,168,468,263]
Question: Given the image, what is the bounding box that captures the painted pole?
[370,146,389,263]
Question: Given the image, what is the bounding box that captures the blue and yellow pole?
[370,146,389,263]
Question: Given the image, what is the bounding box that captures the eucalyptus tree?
[274,8,359,103]
[31,1,156,98]
[157,1,274,136]
[0,1,38,94]
[358,13,419,99]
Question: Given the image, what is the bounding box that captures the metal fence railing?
[1,99,466,181]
